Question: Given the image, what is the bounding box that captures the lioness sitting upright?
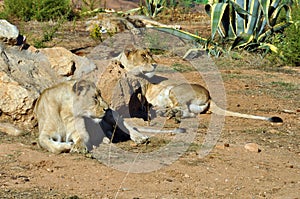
[34,79,148,154]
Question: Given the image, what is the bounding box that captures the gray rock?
[0,19,20,45]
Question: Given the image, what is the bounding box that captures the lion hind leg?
[189,102,209,114]
[174,104,196,119]
[38,133,73,154]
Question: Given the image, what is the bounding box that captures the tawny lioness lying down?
[141,80,283,123]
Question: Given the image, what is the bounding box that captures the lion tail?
[0,122,25,136]
[133,126,186,134]
[210,101,283,123]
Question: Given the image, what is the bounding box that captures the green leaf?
[258,43,279,53]
[211,3,228,39]
[231,0,249,16]
[245,0,261,35]
[145,0,153,16]
[234,0,247,35]
[151,27,208,44]
[258,21,293,42]
[270,4,292,26]
[258,0,271,27]
[231,33,254,48]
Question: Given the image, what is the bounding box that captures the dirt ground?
[1,1,300,199]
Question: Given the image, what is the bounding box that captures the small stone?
[244,143,261,152]
[184,174,190,178]
[166,178,173,182]
[46,168,53,172]
[215,144,225,149]
[130,142,138,147]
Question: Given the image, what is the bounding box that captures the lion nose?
[103,107,108,111]
[152,63,157,68]
[103,103,109,111]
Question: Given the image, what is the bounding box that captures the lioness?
[114,45,157,78]
[95,45,159,120]
[142,80,283,123]
[33,79,149,154]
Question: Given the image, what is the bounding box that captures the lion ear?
[124,44,136,57]
[72,80,91,96]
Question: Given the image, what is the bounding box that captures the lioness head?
[117,45,157,78]
[72,80,109,121]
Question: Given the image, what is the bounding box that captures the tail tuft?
[173,128,186,133]
[268,117,283,123]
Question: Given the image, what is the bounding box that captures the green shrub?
[32,17,67,48]
[177,0,208,7]
[2,0,73,21]
[277,5,300,66]
[89,24,104,41]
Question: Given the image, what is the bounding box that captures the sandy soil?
[1,1,299,198]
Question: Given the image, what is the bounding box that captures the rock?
[0,45,58,130]
[267,129,281,134]
[40,47,96,78]
[95,60,148,119]
[224,143,230,147]
[40,47,76,77]
[215,144,225,150]
[244,143,261,152]
[0,20,20,45]
[0,21,98,131]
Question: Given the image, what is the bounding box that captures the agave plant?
[147,0,167,17]
[152,0,296,56]
[205,0,295,51]
[128,0,166,18]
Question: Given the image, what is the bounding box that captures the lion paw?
[102,137,111,144]
[131,134,149,144]
[70,142,88,154]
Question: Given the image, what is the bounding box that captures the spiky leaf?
[210,3,228,39]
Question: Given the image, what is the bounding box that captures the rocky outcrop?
[0,20,97,132]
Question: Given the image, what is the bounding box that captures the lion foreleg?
[67,118,89,154]
[109,109,149,144]
[121,120,149,144]
[38,132,73,154]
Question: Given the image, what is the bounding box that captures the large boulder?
[95,60,148,119]
[0,20,97,132]
[40,47,96,78]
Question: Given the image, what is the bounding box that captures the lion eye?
[93,96,99,104]
[142,54,147,59]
